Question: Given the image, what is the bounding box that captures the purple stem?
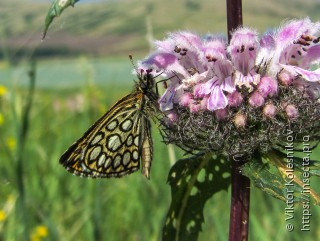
[226,0,243,40]
[228,157,251,241]
[226,1,251,241]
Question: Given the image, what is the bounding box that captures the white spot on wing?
[104,157,112,168]
[121,119,133,131]
[134,136,139,147]
[89,146,101,160]
[126,135,133,146]
[106,120,118,131]
[123,152,131,166]
[132,150,139,160]
[113,155,121,168]
[91,133,103,145]
[107,135,122,151]
[81,162,89,171]
[97,153,106,167]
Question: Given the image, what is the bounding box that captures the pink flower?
[229,28,261,90]
[198,37,235,110]
[200,76,234,110]
[267,18,320,92]
[137,19,319,120]
[136,19,320,160]
[158,77,182,111]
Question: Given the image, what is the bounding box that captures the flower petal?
[229,27,259,75]
[302,45,320,67]
[159,87,176,111]
[234,70,260,91]
[207,85,228,111]
[199,77,218,95]
[140,52,190,77]
[256,32,276,67]
[276,18,312,46]
[282,65,320,82]
[221,76,235,93]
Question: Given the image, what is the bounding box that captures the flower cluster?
[138,18,320,158]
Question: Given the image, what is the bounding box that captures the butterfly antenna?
[130,54,147,81]
[129,54,135,68]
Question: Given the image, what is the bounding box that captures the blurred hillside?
[0,0,319,59]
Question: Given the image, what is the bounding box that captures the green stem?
[93,181,102,241]
[16,61,36,241]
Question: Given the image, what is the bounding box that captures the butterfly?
[59,67,159,179]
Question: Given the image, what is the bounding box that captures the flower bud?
[215,108,228,120]
[248,91,265,108]
[179,93,193,107]
[285,104,299,119]
[278,71,293,86]
[233,112,247,128]
[167,111,178,123]
[163,111,178,126]
[200,96,209,110]
[227,91,243,107]
[257,76,278,97]
[189,103,201,113]
[263,103,277,118]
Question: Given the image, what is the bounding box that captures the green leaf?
[271,149,320,177]
[42,0,80,40]
[241,151,320,205]
[162,153,231,241]
[241,157,290,203]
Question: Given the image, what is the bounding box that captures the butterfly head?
[137,68,155,93]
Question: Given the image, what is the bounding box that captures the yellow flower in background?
[0,85,7,96]
[30,233,41,241]
[6,137,16,150]
[0,210,6,222]
[36,225,48,238]
[30,225,48,241]
[0,113,3,126]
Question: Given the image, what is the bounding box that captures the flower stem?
[226,1,250,240]
[228,158,251,241]
[226,0,243,40]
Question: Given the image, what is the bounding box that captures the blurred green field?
[0,58,320,241]
[1,0,320,240]
[1,0,319,58]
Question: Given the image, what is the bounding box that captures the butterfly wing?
[59,91,152,178]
